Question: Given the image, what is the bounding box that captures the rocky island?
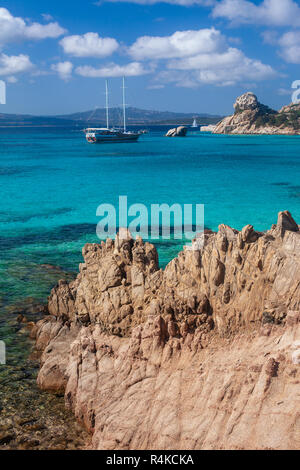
[165,126,188,137]
[214,92,300,135]
[32,211,300,450]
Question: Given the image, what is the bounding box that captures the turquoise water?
[0,126,300,306]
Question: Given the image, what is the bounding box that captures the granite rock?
[36,211,300,449]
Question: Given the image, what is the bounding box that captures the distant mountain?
[0,107,222,127]
[57,107,222,126]
[0,113,74,127]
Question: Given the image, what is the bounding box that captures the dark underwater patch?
[289,186,300,198]
[0,222,96,252]
[0,207,73,224]
[0,165,48,176]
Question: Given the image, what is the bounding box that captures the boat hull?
[86,133,140,143]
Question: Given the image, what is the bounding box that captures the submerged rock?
[35,211,300,450]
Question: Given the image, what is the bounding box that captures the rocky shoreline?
[31,211,300,450]
[213,92,300,135]
[0,292,90,450]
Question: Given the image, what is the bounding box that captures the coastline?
[2,0,300,453]
[0,280,90,450]
[0,126,300,450]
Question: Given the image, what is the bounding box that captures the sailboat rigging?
[84,78,141,143]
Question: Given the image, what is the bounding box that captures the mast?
[105,79,109,129]
[122,76,126,132]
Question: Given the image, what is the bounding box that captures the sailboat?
[191,118,198,128]
[84,78,141,143]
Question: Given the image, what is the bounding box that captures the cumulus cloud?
[128,28,225,60]
[263,29,300,64]
[0,53,33,76]
[51,61,73,80]
[0,7,66,47]
[127,28,276,86]
[278,31,300,63]
[60,32,119,58]
[189,55,274,84]
[212,0,300,27]
[24,22,66,40]
[159,52,276,87]
[75,61,150,77]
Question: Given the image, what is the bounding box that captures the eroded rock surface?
[35,211,300,450]
[214,92,300,135]
[165,126,187,137]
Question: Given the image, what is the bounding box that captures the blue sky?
[0,0,300,115]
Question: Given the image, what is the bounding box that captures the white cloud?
[128,28,225,60]
[75,61,150,77]
[0,7,66,47]
[278,31,300,63]
[159,51,276,87]
[51,61,73,80]
[212,0,300,27]
[0,53,33,76]
[263,30,300,64]
[24,22,66,40]
[127,28,276,86]
[60,32,119,58]
[168,47,242,70]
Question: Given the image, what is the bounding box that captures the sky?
[0,0,300,115]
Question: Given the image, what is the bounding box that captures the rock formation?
[165,126,187,137]
[34,211,300,450]
[214,92,300,135]
[200,124,216,132]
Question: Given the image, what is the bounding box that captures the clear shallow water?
[1,125,299,449]
[0,126,300,307]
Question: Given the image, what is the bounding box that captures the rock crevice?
[214,92,300,135]
[35,211,300,449]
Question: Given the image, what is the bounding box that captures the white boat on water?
[191,118,198,128]
[84,78,141,143]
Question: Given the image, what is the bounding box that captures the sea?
[0,125,299,447]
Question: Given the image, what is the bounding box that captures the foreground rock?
[35,212,300,449]
[165,126,187,137]
[214,92,300,135]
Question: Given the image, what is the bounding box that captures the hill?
[0,113,74,127]
[0,107,222,127]
[57,107,222,126]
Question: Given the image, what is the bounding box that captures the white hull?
[85,129,140,143]
[84,78,140,144]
